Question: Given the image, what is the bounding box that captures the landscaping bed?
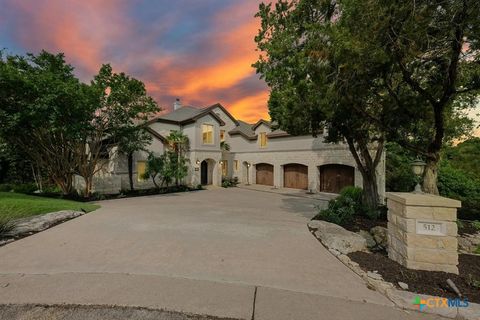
[32,185,203,202]
[343,215,387,233]
[348,251,480,304]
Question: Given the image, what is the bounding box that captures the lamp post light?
[246,162,251,185]
[411,158,426,193]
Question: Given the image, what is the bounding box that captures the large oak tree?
[254,0,479,205]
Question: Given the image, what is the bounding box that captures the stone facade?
[386,192,461,274]
[86,102,387,197]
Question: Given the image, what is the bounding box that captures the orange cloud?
[9,0,131,78]
[5,0,270,122]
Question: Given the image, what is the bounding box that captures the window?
[220,130,225,142]
[234,160,239,171]
[202,124,214,144]
[259,132,268,147]
[137,161,146,182]
[221,160,228,176]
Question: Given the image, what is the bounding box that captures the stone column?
[386,192,461,274]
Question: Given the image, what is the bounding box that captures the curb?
[309,224,480,320]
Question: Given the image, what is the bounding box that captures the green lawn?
[0,192,99,220]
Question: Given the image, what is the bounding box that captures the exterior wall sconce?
[411,158,426,193]
[219,160,224,165]
[196,159,200,165]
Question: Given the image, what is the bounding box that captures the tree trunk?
[54,174,73,195]
[361,169,379,209]
[345,137,382,209]
[127,152,134,191]
[423,155,440,195]
[151,175,159,189]
[84,176,93,198]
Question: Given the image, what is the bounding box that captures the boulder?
[307,220,323,230]
[358,230,376,249]
[458,236,475,252]
[398,282,409,290]
[313,221,367,254]
[367,271,383,280]
[7,210,85,237]
[370,226,388,248]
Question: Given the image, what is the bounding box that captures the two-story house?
[87,99,385,198]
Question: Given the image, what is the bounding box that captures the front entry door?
[201,161,208,185]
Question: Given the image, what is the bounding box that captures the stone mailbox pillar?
[386,192,461,274]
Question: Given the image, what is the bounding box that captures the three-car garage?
[253,162,355,193]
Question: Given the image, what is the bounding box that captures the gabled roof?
[147,104,226,126]
[228,120,257,140]
[252,119,272,130]
[144,127,168,144]
[147,100,293,141]
[202,103,240,126]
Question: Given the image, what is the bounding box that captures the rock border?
[0,210,86,246]
[308,220,480,320]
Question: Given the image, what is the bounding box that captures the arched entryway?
[200,159,215,185]
[319,164,355,193]
[256,163,274,186]
[283,163,308,189]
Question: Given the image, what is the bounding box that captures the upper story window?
[202,124,214,144]
[259,132,268,147]
[220,130,225,142]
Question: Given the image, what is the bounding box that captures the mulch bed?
[348,251,480,304]
[343,216,387,233]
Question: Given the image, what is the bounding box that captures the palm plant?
[220,141,230,151]
[166,131,190,186]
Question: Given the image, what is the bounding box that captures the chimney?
[173,98,182,110]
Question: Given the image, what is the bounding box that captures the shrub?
[0,184,12,192]
[11,183,38,194]
[438,160,480,220]
[315,196,356,226]
[221,177,239,188]
[472,220,480,231]
[314,186,387,225]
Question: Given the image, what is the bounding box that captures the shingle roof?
[148,102,292,140]
[156,106,203,122]
[228,120,256,139]
[148,104,225,126]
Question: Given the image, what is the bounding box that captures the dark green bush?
[12,183,38,194]
[315,196,356,226]
[0,183,38,194]
[314,186,363,226]
[314,186,388,225]
[221,177,239,188]
[385,143,416,192]
[0,184,12,192]
[438,161,480,220]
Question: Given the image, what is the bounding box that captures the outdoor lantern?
[411,158,426,193]
[196,159,200,165]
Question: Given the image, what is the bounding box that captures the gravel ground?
[0,304,240,320]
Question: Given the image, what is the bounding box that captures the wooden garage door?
[320,164,354,193]
[284,164,308,189]
[256,163,274,186]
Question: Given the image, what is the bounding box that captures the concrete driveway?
[0,188,443,319]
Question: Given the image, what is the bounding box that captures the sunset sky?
[0,0,269,122]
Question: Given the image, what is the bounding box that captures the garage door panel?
[283,164,308,189]
[319,164,354,193]
[256,163,274,186]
